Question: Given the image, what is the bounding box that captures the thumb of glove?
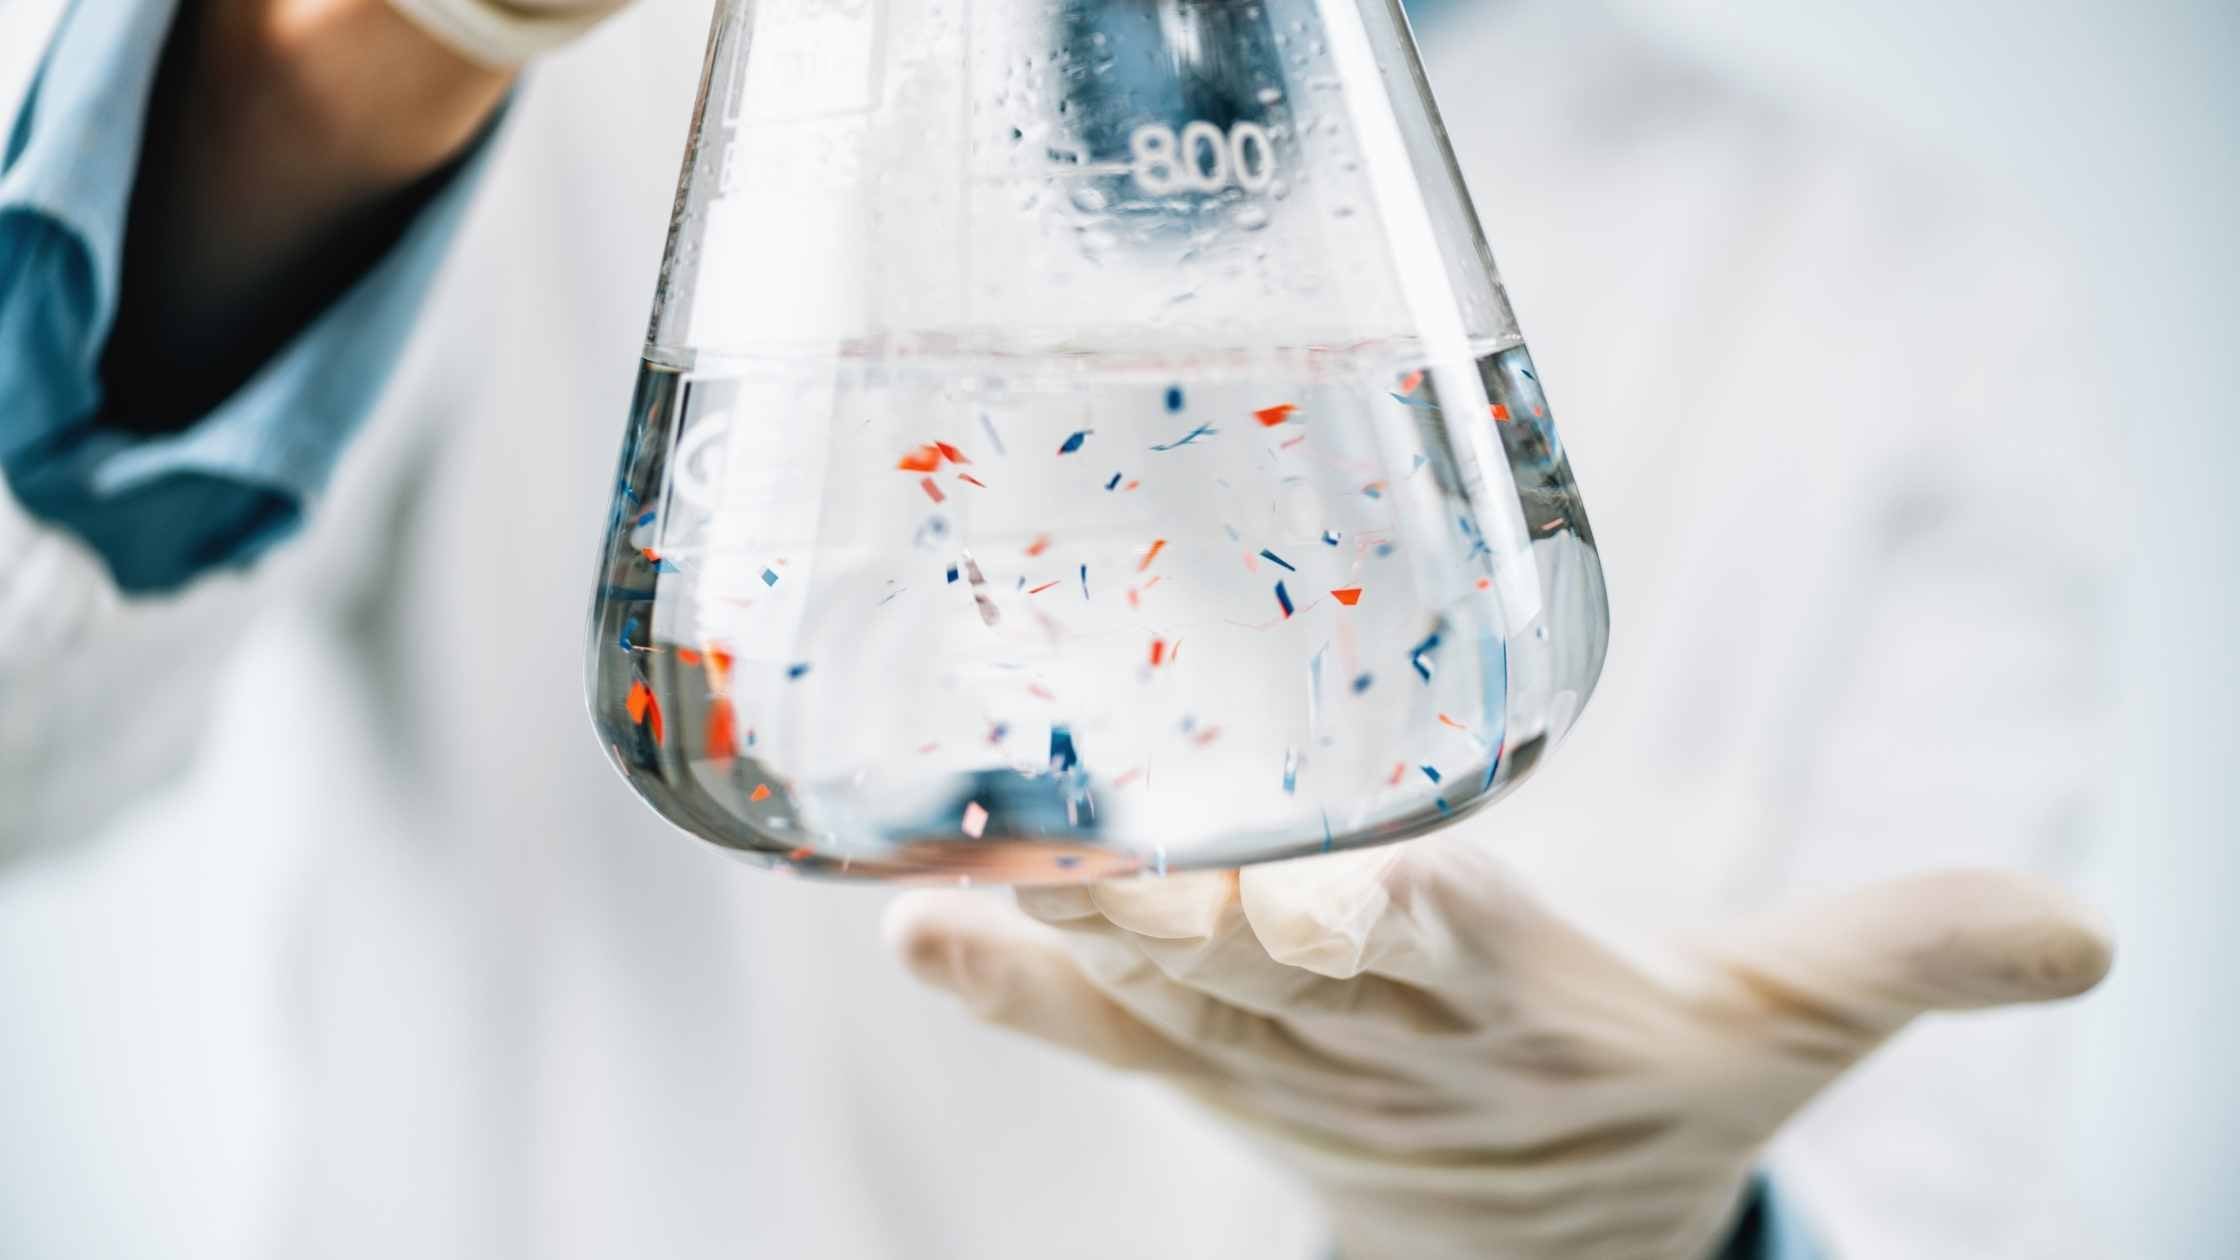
[1710,868,2114,1041]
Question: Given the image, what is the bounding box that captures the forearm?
[103,0,510,427]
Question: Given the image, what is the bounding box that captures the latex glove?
[886,837,2112,1259]
[387,0,631,66]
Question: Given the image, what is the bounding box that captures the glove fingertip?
[881,890,988,993]
[1908,870,2114,1006]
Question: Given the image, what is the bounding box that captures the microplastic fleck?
[947,565,960,583]
[1079,564,1089,599]
[1258,548,1296,572]
[1274,581,1294,618]
[750,784,772,803]
[1491,403,1512,422]
[957,472,988,488]
[897,444,943,472]
[1352,672,1374,694]
[1026,534,1051,557]
[1282,747,1299,795]
[761,567,779,587]
[1330,587,1362,606]
[1105,472,1123,491]
[1049,725,1080,773]
[980,414,1007,455]
[1438,713,1467,731]
[920,477,946,503]
[1137,538,1167,572]
[786,662,812,680]
[1362,482,1385,500]
[1399,370,1424,394]
[618,616,639,651]
[962,801,989,838]
[963,553,1001,626]
[1149,637,1167,667]
[935,441,970,464]
[1321,530,1340,546]
[1254,404,1298,427]
[1164,385,1185,413]
[1409,630,1443,685]
[635,510,656,527]
[706,700,740,759]
[1420,764,1442,784]
[1028,580,1060,595]
[1058,430,1091,455]
[1151,423,1218,451]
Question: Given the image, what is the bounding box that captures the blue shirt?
[0,0,489,592]
[0,4,1824,1255]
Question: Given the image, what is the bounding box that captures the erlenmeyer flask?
[588,0,1607,882]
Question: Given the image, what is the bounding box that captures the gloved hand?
[387,0,633,66]
[886,837,2112,1259]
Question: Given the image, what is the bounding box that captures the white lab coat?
[0,2,2115,1256]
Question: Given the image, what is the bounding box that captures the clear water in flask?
[586,0,1608,880]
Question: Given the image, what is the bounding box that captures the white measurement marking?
[1127,120,1277,194]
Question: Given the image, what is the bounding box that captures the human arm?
[0,0,616,851]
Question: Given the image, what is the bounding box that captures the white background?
[1597,3,2240,1251]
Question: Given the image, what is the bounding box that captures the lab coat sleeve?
[0,0,495,855]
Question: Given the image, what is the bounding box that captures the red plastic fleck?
[1330,587,1363,606]
[920,477,945,503]
[1137,538,1167,572]
[705,699,739,759]
[1254,403,1299,427]
[897,444,943,472]
[750,783,772,803]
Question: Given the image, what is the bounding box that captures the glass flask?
[588,0,1608,882]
